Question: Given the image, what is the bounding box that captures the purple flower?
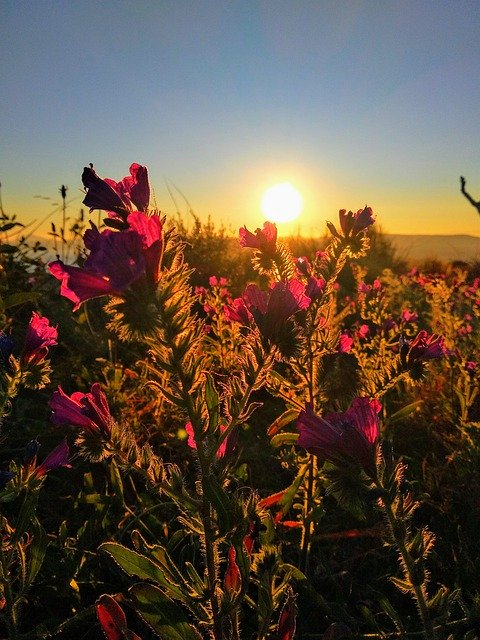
[401,330,447,367]
[239,221,277,256]
[225,298,253,325]
[243,279,310,345]
[327,206,375,240]
[295,256,311,277]
[82,163,150,216]
[50,383,112,438]
[339,206,375,237]
[296,397,381,475]
[49,212,163,309]
[82,165,128,216]
[33,440,71,478]
[305,276,325,302]
[21,313,58,365]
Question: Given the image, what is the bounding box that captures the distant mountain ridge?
[385,234,480,263]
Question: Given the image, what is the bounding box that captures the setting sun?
[261,182,304,224]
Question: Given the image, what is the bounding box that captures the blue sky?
[2,0,480,238]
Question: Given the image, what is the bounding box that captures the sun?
[261,182,304,224]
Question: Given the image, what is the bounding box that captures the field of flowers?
[0,163,479,640]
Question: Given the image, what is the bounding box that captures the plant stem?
[375,481,436,640]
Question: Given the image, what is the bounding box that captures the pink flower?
[33,440,71,478]
[242,280,310,345]
[338,332,353,353]
[296,397,381,475]
[22,313,58,365]
[401,309,418,323]
[401,330,447,367]
[50,383,112,438]
[225,298,253,325]
[357,324,370,339]
[49,212,162,310]
[82,163,150,216]
[239,221,277,256]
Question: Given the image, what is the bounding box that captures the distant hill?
[385,234,480,264]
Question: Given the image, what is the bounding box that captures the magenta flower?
[22,312,58,365]
[33,440,71,478]
[225,298,253,325]
[295,256,311,277]
[239,221,277,256]
[296,397,382,475]
[50,383,112,438]
[401,309,418,323]
[82,163,150,216]
[401,330,447,367]
[305,276,325,302]
[338,332,353,353]
[49,212,163,310]
[242,279,310,345]
[339,206,375,237]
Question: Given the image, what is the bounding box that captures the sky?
[1,0,480,241]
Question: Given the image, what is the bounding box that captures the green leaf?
[99,542,187,602]
[270,432,299,448]
[3,292,40,309]
[129,583,203,640]
[0,222,24,232]
[27,518,48,586]
[202,475,235,536]
[0,244,19,253]
[204,372,219,431]
[267,408,299,436]
[390,576,414,594]
[386,401,423,425]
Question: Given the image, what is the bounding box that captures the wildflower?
[242,279,310,346]
[81,165,128,216]
[239,221,277,256]
[21,313,58,365]
[328,206,375,240]
[338,332,353,353]
[296,397,381,475]
[400,330,447,367]
[357,324,370,339]
[49,212,162,310]
[305,276,325,302]
[50,383,112,438]
[276,588,296,640]
[33,440,71,478]
[224,546,242,596]
[82,163,150,216]
[96,594,142,640]
[225,298,253,325]
[401,309,418,324]
[295,256,311,277]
